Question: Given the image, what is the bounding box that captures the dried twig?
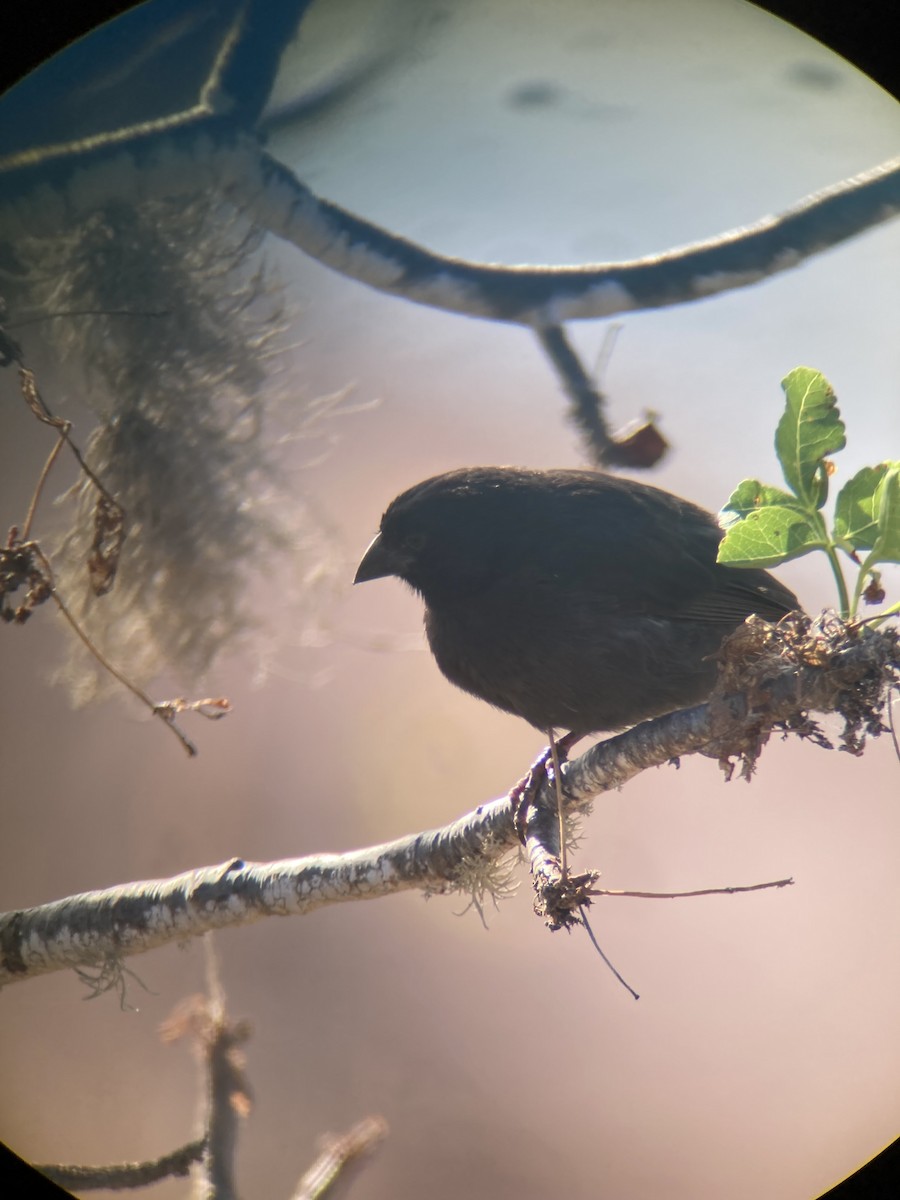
[30,539,209,757]
[591,880,794,900]
[4,361,231,754]
[18,367,126,577]
[292,1118,389,1200]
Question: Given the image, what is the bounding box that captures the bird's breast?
[422,592,732,734]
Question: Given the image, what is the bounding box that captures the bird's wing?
[522,478,797,622]
[674,571,798,623]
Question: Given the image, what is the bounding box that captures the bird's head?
[354,468,534,600]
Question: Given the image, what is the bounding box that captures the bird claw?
[509,746,555,844]
[509,731,581,844]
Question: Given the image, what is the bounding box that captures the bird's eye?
[405,531,426,552]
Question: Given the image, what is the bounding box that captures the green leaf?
[872,467,900,562]
[775,367,846,508]
[834,462,900,550]
[717,504,826,568]
[719,479,800,525]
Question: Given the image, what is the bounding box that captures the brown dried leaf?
[88,493,126,595]
[863,576,886,606]
[609,419,669,469]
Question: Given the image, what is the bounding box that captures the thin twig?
[18,368,123,508]
[590,878,794,899]
[578,906,639,1000]
[20,429,67,542]
[31,544,199,756]
[888,688,900,763]
[292,1117,389,1200]
[37,1139,206,1191]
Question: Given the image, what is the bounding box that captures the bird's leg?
[547,728,569,878]
[549,730,582,878]
[509,730,580,863]
[509,746,553,844]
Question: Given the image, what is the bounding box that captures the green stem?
[854,599,900,628]
[822,541,851,618]
[873,600,900,623]
[808,509,851,617]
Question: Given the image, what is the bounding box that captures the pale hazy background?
[2,2,900,1197]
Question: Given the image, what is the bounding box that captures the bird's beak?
[354,532,394,584]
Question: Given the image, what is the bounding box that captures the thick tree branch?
[2,1,899,327]
[1,617,894,987]
[3,2,898,490]
[5,131,898,326]
[245,151,900,325]
[0,806,521,990]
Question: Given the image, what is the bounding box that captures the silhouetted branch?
[2,3,899,329]
[3,1,898,538]
[534,323,668,468]
[37,1139,206,1191]
[247,151,900,325]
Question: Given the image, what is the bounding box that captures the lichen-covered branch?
[7,134,897,326]
[245,151,900,325]
[520,614,898,927]
[37,1139,206,1191]
[0,806,521,990]
[1,616,895,986]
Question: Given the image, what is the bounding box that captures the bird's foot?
[509,746,553,844]
[509,731,580,845]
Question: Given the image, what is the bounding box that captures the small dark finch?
[354,467,799,736]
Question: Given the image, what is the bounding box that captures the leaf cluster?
[718,367,899,619]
